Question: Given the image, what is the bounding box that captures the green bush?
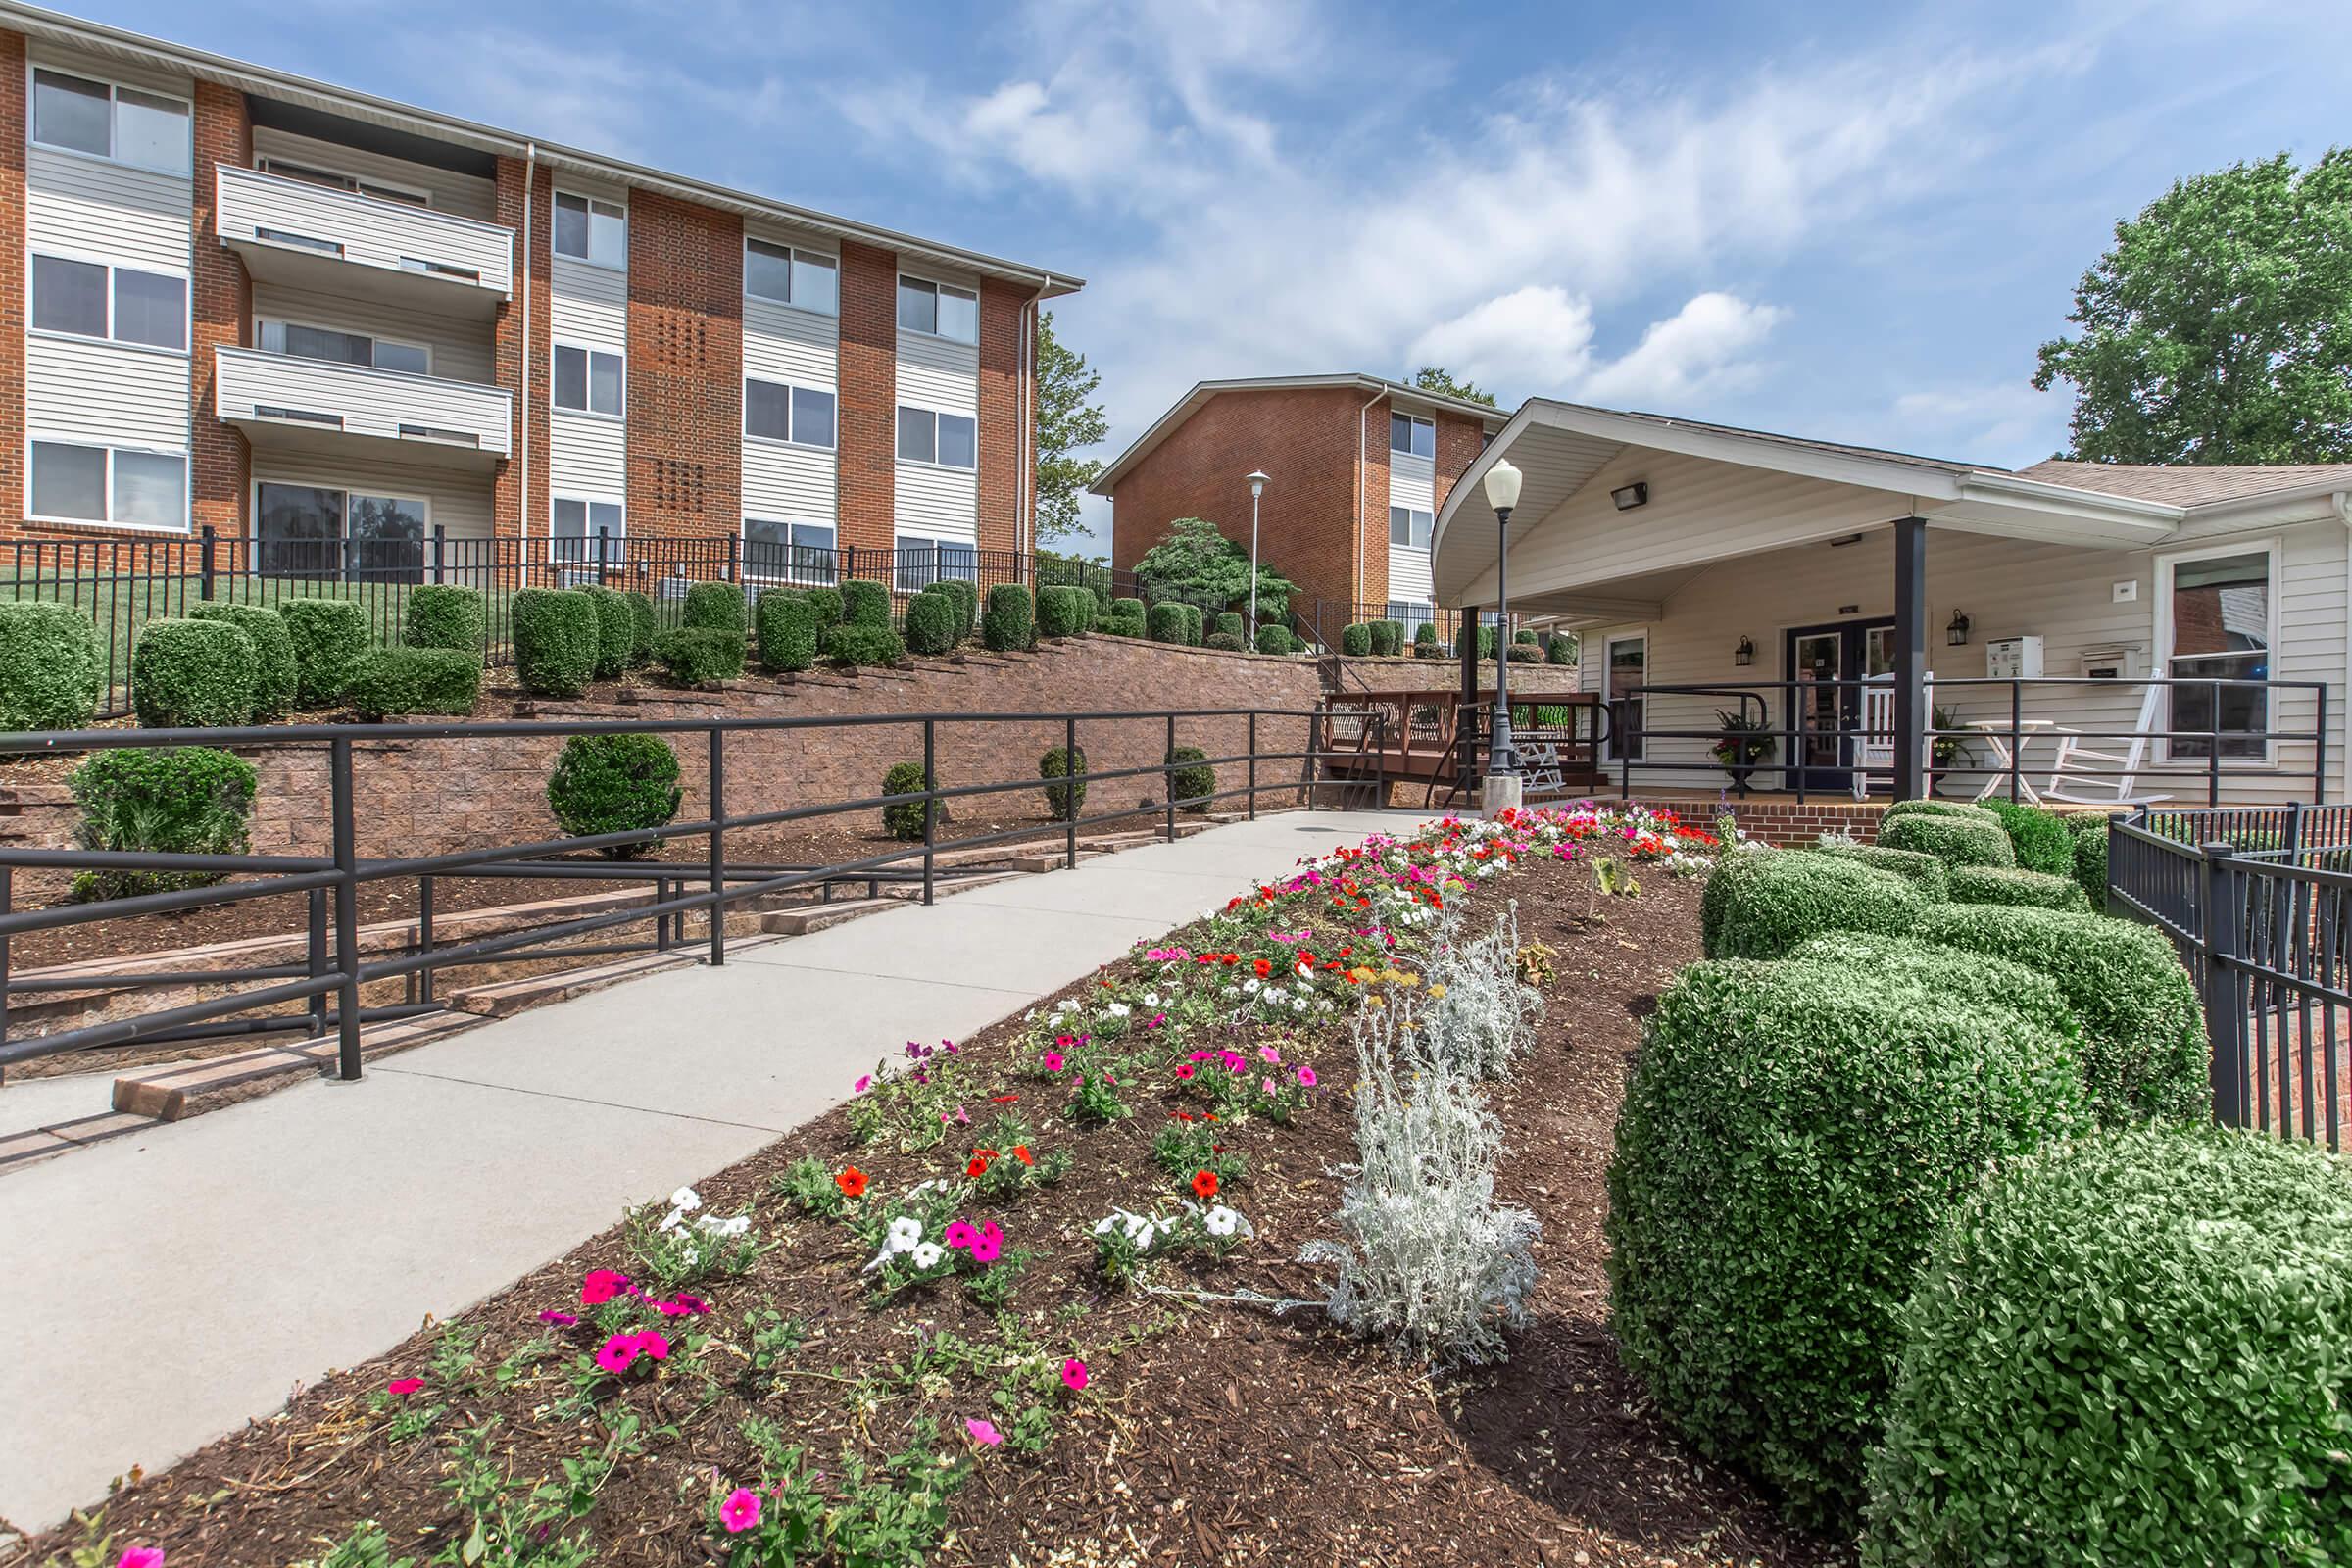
[840,577,891,630]
[1341,622,1372,656]
[1815,841,1950,899]
[654,626,745,685]
[0,601,101,731]
[578,586,634,680]
[802,586,845,631]
[983,585,1034,652]
[1948,864,2091,912]
[1880,811,2016,869]
[1700,849,1928,959]
[881,760,934,841]
[1514,627,1538,645]
[1784,933,2082,1050]
[903,590,957,656]
[934,577,978,643]
[68,746,258,901]
[1205,632,1246,652]
[132,619,257,728]
[683,580,747,635]
[1504,642,1542,663]
[187,604,296,721]
[620,591,657,668]
[756,591,819,673]
[511,589,600,697]
[1146,602,1187,643]
[1607,956,2090,1529]
[1213,611,1245,641]
[280,598,368,707]
[1254,624,1291,655]
[1882,798,1999,826]
[1179,604,1205,646]
[1037,585,1092,639]
[1414,622,1439,655]
[1040,745,1087,822]
[1108,597,1147,638]
[347,647,481,720]
[547,733,681,859]
[1368,620,1400,657]
[1864,1124,2352,1566]
[401,585,485,658]
[1980,799,2075,876]
[823,623,905,668]
[1545,632,1575,665]
[2069,812,2110,910]
[1166,745,1214,812]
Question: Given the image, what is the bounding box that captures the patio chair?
[1523,740,1565,797]
[2042,682,2173,807]
[1849,673,1934,800]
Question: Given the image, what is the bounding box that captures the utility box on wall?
[2080,645,2143,680]
[1985,635,2044,680]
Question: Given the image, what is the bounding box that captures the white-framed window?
[254,156,430,207]
[896,274,977,343]
[1387,505,1433,549]
[553,191,626,269]
[256,317,431,376]
[745,238,838,315]
[30,254,187,351]
[744,377,836,448]
[1603,631,1647,762]
[745,518,837,583]
[30,68,190,177]
[552,495,625,563]
[2157,539,2278,761]
[553,342,624,416]
[894,533,978,592]
[896,405,977,469]
[28,439,185,530]
[254,480,428,578]
[1389,412,1435,460]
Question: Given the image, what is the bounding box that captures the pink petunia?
[1061,1357,1089,1393]
[969,1219,1004,1264]
[385,1377,423,1396]
[944,1219,978,1250]
[1174,1063,1196,1080]
[719,1486,762,1534]
[117,1550,164,1568]
[1042,1052,1065,1073]
[1258,1044,1282,1064]
[1296,1066,1318,1088]
[853,1074,873,1094]
[1261,1077,1278,1096]
[635,1330,671,1361]
[579,1268,630,1306]
[964,1416,1004,1446]
[594,1333,642,1374]
[538,1309,579,1326]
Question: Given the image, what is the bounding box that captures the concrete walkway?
[0,808,1405,1534]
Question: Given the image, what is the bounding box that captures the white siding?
[26,146,190,271]
[895,328,978,415]
[1389,451,1436,512]
[548,248,628,512]
[743,442,835,523]
[1388,543,1434,606]
[895,464,978,544]
[216,164,511,297]
[216,346,511,456]
[744,299,836,391]
[250,453,497,541]
[251,282,497,385]
[742,286,838,533]
[25,334,187,448]
[550,413,626,502]
[249,127,498,222]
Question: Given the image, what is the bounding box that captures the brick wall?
[836,240,897,555]
[189,83,251,539]
[1431,410,1486,516]
[0,32,22,532]
[624,191,742,539]
[1359,396,1391,610]
[977,279,1027,554]
[492,157,552,539]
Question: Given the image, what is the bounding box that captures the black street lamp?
[1483,457,1524,783]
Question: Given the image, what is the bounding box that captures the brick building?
[1094,374,1506,642]
[0,4,1080,576]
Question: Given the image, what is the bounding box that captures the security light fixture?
[1947,610,1971,647]
[1734,635,1754,667]
[1610,481,1648,512]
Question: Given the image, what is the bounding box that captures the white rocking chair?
[1850,673,1934,800]
[2042,682,2173,807]
[1523,740,1566,796]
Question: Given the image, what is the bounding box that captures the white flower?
[887,1215,923,1253]
[1295,958,1312,977]
[1203,1205,1243,1238]
[1105,1002,1131,1017]
[1133,1222,1159,1251]
[669,1186,703,1212]
[1242,977,1261,995]
[1092,1214,1120,1236]
[909,1241,945,1269]
[696,1213,751,1237]
[1142,992,1162,1008]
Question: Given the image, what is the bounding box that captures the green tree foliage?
[1034,312,1109,546]
[1410,366,1497,408]
[1133,516,1297,620]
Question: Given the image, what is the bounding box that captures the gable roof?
[2017,460,2352,507]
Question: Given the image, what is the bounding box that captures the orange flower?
[1192,1169,1219,1200]
[836,1167,868,1199]
[1012,1145,1034,1165]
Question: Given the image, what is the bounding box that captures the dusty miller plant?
[1298,1000,1540,1368]
[1416,902,1544,1079]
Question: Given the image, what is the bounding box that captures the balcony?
[215,164,514,320]
[215,346,512,470]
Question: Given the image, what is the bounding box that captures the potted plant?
[1930,703,1972,796]
[1711,708,1775,797]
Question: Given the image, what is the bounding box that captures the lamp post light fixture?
[1946,609,1971,647]
[1483,457,1524,793]
[1245,469,1270,632]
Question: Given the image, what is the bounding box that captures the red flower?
[836,1167,868,1199]
[966,1155,991,1178]
[1012,1145,1034,1165]
[1192,1169,1219,1200]
[1252,957,1272,978]
[579,1268,631,1305]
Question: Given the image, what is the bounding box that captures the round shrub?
[1204,631,1246,652]
[1784,932,2082,1049]
[1980,799,2075,876]
[2068,812,2109,909]
[68,746,258,901]
[823,623,905,668]
[1146,601,1186,644]
[547,733,682,859]
[1166,745,1214,812]
[880,760,934,841]
[512,588,599,697]
[934,577,978,643]
[1040,744,1087,822]
[1414,622,1439,655]
[904,589,957,657]
[682,580,747,635]
[1864,1124,2352,1566]
[1177,604,1204,646]
[1882,798,2000,826]
[1254,624,1291,655]
[132,619,257,728]
[1108,597,1147,637]
[1880,811,2015,869]
[280,598,368,707]
[756,591,819,673]
[1213,611,1245,641]
[1341,622,1372,656]
[1606,957,2090,1529]
[840,577,891,630]
[982,585,1034,652]
[348,646,481,720]
[802,586,845,631]
[620,591,657,668]
[1373,620,1404,657]
[1700,849,1928,959]
[1948,864,2091,912]
[401,585,485,658]
[1504,642,1541,663]
[1815,841,1950,900]
[579,586,634,680]
[1037,585,1091,639]
[0,601,101,731]
[654,626,745,685]
[1514,627,1539,645]
[1545,632,1574,665]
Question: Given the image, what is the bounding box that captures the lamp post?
[1484,458,1524,796]
[1246,470,1269,633]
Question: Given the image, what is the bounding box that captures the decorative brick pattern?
[835,240,898,554]
[189,82,251,539]
[625,191,741,539]
[977,279,1027,553]
[492,156,551,538]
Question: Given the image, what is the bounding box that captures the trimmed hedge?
[1107,597,1147,638]
[1038,585,1092,639]
[1513,627,1538,645]
[1213,612,1244,641]
[1414,623,1438,655]
[934,577,978,643]
[348,646,481,720]
[1699,849,1928,960]
[756,591,819,673]
[1882,798,2000,826]
[511,589,599,697]
[1785,932,2082,1050]
[1201,632,1240,651]
[0,601,101,731]
[132,619,257,728]
[982,585,1033,652]
[840,577,891,630]
[1040,744,1087,822]
[1254,624,1291,655]
[1606,956,2089,1528]
[1341,622,1371,657]
[579,586,635,680]
[2068,812,2110,909]
[1166,745,1214,812]
[1880,811,2016,869]
[903,589,957,656]
[1981,798,2075,876]
[683,580,747,635]
[1545,632,1574,665]
[1146,602,1187,644]
[401,585,485,658]
[1504,642,1542,663]
[654,626,746,685]
[1864,1124,2352,1565]
[802,586,845,631]
[1179,604,1204,646]
[620,591,657,668]
[189,603,297,722]
[547,733,681,858]
[68,746,258,901]
[1815,841,1950,899]
[281,598,368,706]
[1948,864,2092,912]
[825,623,906,669]
[1368,620,1400,657]
[881,761,934,841]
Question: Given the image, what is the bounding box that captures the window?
[258,318,430,375]
[553,192,626,268]
[29,440,185,529]
[1387,506,1433,549]
[31,255,188,350]
[1604,633,1646,762]
[32,70,189,176]
[255,157,428,207]
[2163,545,2276,760]
[895,534,977,592]
[896,276,977,343]
[552,497,624,563]
[554,344,624,416]
[744,378,836,447]
[745,239,838,314]
[896,405,976,468]
[745,518,837,582]
[1390,412,1435,460]
[256,482,426,578]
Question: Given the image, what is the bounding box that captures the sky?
[83,0,2352,554]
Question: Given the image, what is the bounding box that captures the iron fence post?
[1247,711,1257,821]
[2316,682,2328,805]
[2208,680,2223,808]
[1165,714,1178,841]
[708,726,726,966]
[2199,840,2248,1128]
[2010,680,2023,804]
[199,524,216,602]
[922,718,936,906]
[0,866,11,1086]
[596,525,611,587]
[1064,714,1079,869]
[307,885,328,1036]
[418,875,436,1004]
[329,736,364,1081]
[727,533,741,586]
[431,525,446,586]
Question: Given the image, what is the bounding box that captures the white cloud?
[1581,293,1788,407]
[1406,287,1786,409]
[1891,381,2069,464]
[1406,287,1596,393]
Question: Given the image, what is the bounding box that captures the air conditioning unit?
[1985,635,2043,680]
[2079,645,2143,680]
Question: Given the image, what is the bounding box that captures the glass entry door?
[1783,617,1895,790]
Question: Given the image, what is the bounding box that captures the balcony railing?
[215,164,514,318]
[215,345,513,466]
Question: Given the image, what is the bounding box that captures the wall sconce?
[1610,481,1648,512]
[1946,610,1971,647]
[1734,635,1754,667]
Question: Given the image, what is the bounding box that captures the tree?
[1410,366,1497,408]
[2034,149,2352,465]
[1134,517,1298,621]
[1034,312,1110,545]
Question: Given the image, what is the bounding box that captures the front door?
[1783,617,1895,790]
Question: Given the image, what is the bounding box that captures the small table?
[1965,718,2060,805]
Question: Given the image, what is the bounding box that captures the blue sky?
[81,0,2352,552]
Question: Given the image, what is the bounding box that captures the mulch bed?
[9,847,1836,1567]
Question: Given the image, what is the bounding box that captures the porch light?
[1946,610,1971,647]
[1734,635,1754,667]
[1483,457,1523,512]
[1610,481,1648,512]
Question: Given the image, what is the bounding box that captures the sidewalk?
[0,808,1404,1535]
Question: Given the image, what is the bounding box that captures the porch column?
[1458,606,1480,784]
[1893,517,1928,800]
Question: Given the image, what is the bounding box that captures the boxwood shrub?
[880,760,934,841]
[511,588,599,697]
[756,591,819,673]
[1038,584,1092,639]
[683,580,747,635]
[1699,849,1928,959]
[1376,620,1407,657]
[1785,932,2081,1050]
[1146,601,1186,644]
[0,601,102,731]
[547,733,681,858]
[1606,956,2090,1529]
[1881,798,2000,826]
[1254,624,1291,655]
[934,577,978,643]
[1980,798,2075,876]
[1205,632,1246,652]
[2068,812,2110,909]
[1178,604,1204,646]
[1166,745,1214,812]
[620,591,657,668]
[1864,1124,2352,1566]
[68,746,258,901]
[1947,864,2091,912]
[1340,622,1371,656]
[1413,623,1439,656]
[579,585,635,679]
[654,626,746,685]
[983,585,1034,652]
[1546,632,1574,665]
[280,598,368,707]
[132,619,257,728]
[1040,744,1087,822]
[840,577,891,630]
[802,586,845,632]
[1107,597,1147,638]
[1213,611,1245,641]
[823,623,905,668]
[187,604,296,722]
[348,646,481,719]
[903,589,957,657]
[401,585,485,658]
[1879,810,2015,868]
[1814,841,1950,899]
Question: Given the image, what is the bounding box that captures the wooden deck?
[1316,689,1606,808]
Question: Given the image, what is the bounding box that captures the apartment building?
[0,3,1080,579]
[1094,374,1506,639]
